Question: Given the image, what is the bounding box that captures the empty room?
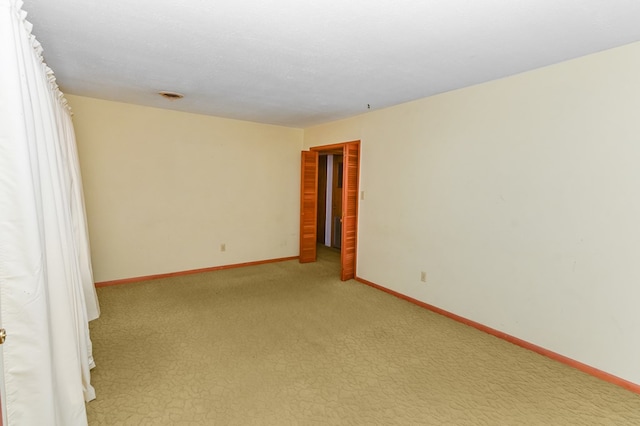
[2,0,640,424]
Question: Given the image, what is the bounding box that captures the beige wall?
[69,95,303,282]
[304,41,640,385]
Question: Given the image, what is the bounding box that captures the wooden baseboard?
[95,256,299,287]
[355,276,640,395]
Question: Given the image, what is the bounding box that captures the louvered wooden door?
[299,151,318,263]
[340,142,360,280]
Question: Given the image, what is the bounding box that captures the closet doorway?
[316,154,343,249]
[299,141,360,281]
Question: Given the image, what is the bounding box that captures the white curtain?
[0,0,100,425]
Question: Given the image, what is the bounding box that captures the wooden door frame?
[309,140,360,280]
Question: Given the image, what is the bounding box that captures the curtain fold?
[0,0,100,424]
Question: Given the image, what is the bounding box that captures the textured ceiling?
[22,0,640,128]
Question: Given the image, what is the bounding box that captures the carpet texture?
[87,247,640,425]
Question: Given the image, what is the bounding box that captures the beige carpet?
[87,247,640,425]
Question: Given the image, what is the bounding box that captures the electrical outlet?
[420,271,427,282]
[220,243,226,252]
